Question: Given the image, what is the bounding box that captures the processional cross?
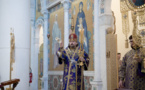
[6,28,15,90]
[77,19,84,66]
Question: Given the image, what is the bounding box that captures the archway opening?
[38,26,44,90]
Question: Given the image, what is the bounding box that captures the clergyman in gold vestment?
[119,35,145,90]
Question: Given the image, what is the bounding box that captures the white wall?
[0,0,30,90]
[0,1,11,85]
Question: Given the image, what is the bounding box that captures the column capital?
[42,10,49,20]
[61,0,70,11]
[30,19,35,26]
[99,13,114,27]
[42,10,49,15]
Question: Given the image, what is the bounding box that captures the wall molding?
[48,71,94,76]
[47,0,61,10]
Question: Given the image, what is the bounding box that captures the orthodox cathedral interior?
[0,0,145,90]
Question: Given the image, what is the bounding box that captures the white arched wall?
[0,0,30,90]
[31,17,44,90]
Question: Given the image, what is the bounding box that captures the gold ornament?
[122,12,130,48]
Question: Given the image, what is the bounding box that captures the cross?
[123,14,127,19]
[141,30,145,37]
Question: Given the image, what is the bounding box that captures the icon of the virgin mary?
[75,2,89,54]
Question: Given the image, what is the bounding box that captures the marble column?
[90,0,103,89]
[30,21,36,90]
[0,0,30,90]
[99,14,114,90]
[42,10,49,90]
[99,0,114,89]
[61,0,70,48]
[104,0,112,14]
[30,0,36,68]
[31,37,39,90]
[30,0,37,89]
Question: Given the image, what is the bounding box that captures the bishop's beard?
[131,45,140,50]
[70,45,76,49]
[69,44,78,49]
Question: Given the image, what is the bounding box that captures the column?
[30,21,36,90]
[90,0,102,89]
[105,0,112,14]
[99,14,114,90]
[99,0,114,89]
[30,0,37,89]
[33,38,39,90]
[61,0,70,48]
[42,10,49,90]
[0,0,30,90]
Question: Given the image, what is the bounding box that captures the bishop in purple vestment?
[57,33,89,90]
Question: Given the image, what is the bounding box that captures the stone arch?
[31,16,44,90]
[35,16,44,40]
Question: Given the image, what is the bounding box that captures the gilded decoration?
[120,0,130,48]
[132,11,145,47]
[122,12,130,48]
[120,0,145,72]
[125,0,145,11]
[120,0,145,48]
[139,10,145,26]
[120,0,130,12]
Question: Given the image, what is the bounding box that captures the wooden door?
[106,34,118,90]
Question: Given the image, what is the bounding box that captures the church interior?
[0,0,145,90]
